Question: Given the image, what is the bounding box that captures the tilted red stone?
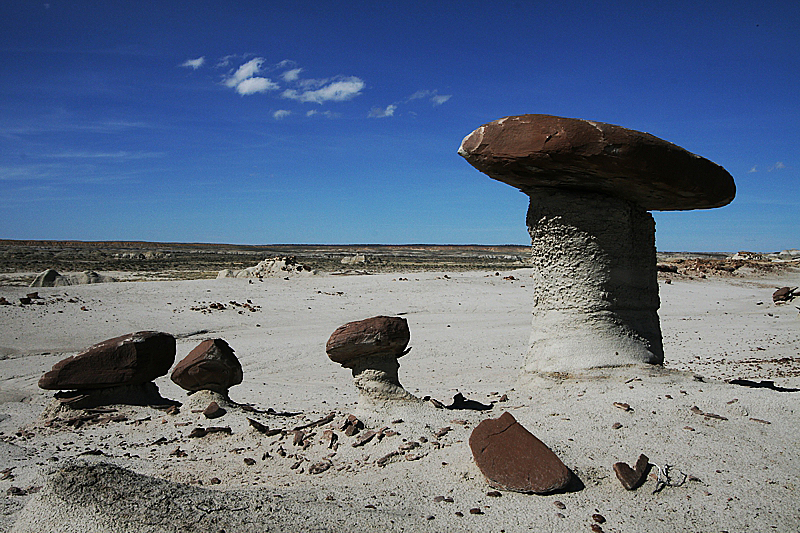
[469,412,571,493]
[171,339,243,393]
[38,331,175,390]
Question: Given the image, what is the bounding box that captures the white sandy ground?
[0,268,798,532]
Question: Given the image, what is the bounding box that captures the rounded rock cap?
[459,114,735,211]
[326,316,410,366]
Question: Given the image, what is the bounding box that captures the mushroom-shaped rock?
[171,339,243,395]
[459,114,735,372]
[469,412,572,493]
[38,331,176,390]
[326,316,418,402]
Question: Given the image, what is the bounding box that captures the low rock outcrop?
[217,256,315,279]
[30,269,116,287]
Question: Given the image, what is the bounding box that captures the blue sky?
[1,1,797,251]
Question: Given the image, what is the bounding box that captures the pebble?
[554,501,566,509]
[487,491,502,497]
[592,514,606,523]
[469,508,483,515]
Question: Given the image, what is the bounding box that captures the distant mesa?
[30,269,116,287]
[217,256,316,279]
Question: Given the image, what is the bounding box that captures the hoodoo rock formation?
[459,114,735,372]
[326,316,419,403]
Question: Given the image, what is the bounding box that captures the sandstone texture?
[458,114,735,211]
[469,412,571,493]
[38,331,176,390]
[171,338,243,394]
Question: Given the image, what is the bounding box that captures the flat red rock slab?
[469,412,571,493]
[459,114,735,211]
[39,331,175,390]
[171,338,243,393]
[326,316,410,365]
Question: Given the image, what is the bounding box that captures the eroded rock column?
[524,187,663,372]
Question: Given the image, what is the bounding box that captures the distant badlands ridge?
[0,240,798,286]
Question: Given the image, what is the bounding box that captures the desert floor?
[1,266,798,532]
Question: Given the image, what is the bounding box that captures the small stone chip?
[487,491,502,497]
[554,501,566,509]
[469,508,483,515]
[592,514,606,523]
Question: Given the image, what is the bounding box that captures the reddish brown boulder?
[326,316,410,366]
[38,331,175,390]
[459,114,735,211]
[171,339,243,394]
[469,412,571,493]
[772,286,798,303]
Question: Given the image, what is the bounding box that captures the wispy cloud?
[236,77,279,95]
[41,150,163,160]
[408,89,452,106]
[273,110,291,120]
[368,104,397,118]
[369,89,452,118]
[222,58,280,96]
[224,58,264,87]
[281,68,303,82]
[769,161,786,171]
[282,76,365,104]
[180,57,205,69]
[306,110,340,118]
[749,166,758,173]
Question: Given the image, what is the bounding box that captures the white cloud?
[273,110,291,120]
[749,166,758,173]
[306,110,339,118]
[431,94,452,105]
[368,104,397,118]
[181,57,205,69]
[281,68,303,82]
[235,77,279,95]
[282,76,365,104]
[224,58,265,88]
[216,55,237,68]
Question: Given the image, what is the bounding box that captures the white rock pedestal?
[524,187,664,373]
